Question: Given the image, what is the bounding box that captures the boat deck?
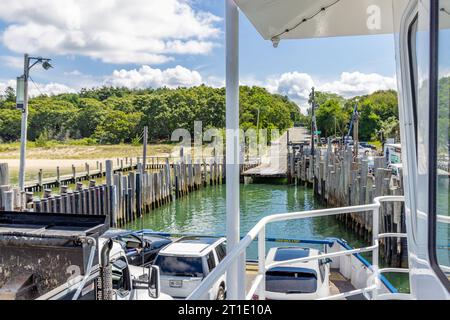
[246,264,365,300]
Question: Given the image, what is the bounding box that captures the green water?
[127,184,365,245]
[126,183,409,292]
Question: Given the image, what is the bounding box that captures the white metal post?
[372,206,380,300]
[18,54,29,191]
[225,0,242,300]
[258,227,266,300]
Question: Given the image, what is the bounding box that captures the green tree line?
[306,89,400,142]
[0,85,301,145]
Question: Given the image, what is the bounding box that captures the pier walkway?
[242,127,309,178]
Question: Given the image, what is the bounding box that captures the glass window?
[265,267,317,294]
[206,252,216,272]
[434,0,450,283]
[154,255,204,277]
[215,243,226,262]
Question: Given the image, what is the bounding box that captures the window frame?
[215,243,226,262]
[408,13,419,149]
[428,0,450,291]
[206,251,216,272]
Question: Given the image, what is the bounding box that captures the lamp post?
[17,54,53,191]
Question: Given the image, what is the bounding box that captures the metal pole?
[225,0,242,300]
[258,227,266,300]
[310,87,316,183]
[353,105,359,158]
[18,54,29,191]
[372,206,380,300]
[310,87,315,159]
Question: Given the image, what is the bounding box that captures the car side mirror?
[127,241,141,249]
[148,265,160,299]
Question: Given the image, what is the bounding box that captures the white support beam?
[225,0,243,300]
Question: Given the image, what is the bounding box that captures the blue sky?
[0,0,397,109]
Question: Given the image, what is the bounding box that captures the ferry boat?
[184,0,450,300]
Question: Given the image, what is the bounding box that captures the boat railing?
[187,196,410,300]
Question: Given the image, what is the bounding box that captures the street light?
[17,54,53,191]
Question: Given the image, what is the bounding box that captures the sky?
[0,0,397,111]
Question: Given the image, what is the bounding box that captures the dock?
[242,127,309,179]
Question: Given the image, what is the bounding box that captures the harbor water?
[126,183,409,292]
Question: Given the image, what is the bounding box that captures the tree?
[94,110,142,144]
[4,86,16,103]
[74,98,111,138]
[359,104,381,141]
[0,109,21,141]
[315,99,349,137]
[28,98,78,141]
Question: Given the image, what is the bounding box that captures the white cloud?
[0,0,221,65]
[266,72,315,104]
[318,72,396,97]
[265,71,396,109]
[63,70,83,76]
[1,68,396,107]
[105,65,203,89]
[31,82,76,96]
[0,79,16,94]
[0,79,75,97]
[0,55,23,69]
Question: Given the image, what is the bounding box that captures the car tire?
[216,286,225,300]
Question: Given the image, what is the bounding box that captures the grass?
[0,141,174,160]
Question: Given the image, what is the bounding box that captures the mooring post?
[143,126,148,171]
[56,166,61,185]
[38,169,43,190]
[0,163,9,186]
[72,164,76,182]
[85,163,90,179]
[105,160,113,187]
[4,190,13,211]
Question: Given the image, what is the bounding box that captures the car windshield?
[154,255,204,277]
[266,268,317,294]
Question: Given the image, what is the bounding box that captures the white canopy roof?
[234,0,394,41]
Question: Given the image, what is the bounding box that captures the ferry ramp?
[242,127,309,178]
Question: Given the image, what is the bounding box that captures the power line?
[441,7,450,15]
[271,0,342,42]
[28,76,45,96]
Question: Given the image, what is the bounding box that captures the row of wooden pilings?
[289,144,407,267]
[0,155,228,228]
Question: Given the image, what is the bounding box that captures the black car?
[359,142,377,150]
[102,229,172,266]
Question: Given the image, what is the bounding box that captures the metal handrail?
[187,196,406,300]
[264,242,379,271]
[438,214,450,224]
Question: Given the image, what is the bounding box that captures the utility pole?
[310,87,318,195]
[310,87,316,161]
[17,54,53,191]
[18,54,29,191]
[353,104,360,158]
